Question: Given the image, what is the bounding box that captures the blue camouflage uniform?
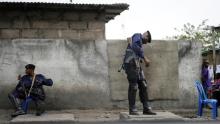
[124,33,145,80]
[128,33,145,59]
[123,33,151,114]
[12,74,53,100]
[8,74,53,117]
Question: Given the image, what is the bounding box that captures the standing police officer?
[123,31,156,115]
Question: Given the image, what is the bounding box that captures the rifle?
[118,37,132,73]
[118,63,124,72]
[138,59,148,86]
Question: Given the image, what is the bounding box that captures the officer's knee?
[129,84,138,91]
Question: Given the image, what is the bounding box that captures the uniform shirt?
[16,74,53,90]
[15,74,53,100]
[127,33,145,59]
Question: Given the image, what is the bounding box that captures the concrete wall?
[0,39,110,109]
[108,40,202,109]
[108,40,179,100]
[0,39,202,109]
[0,10,105,40]
[178,41,202,108]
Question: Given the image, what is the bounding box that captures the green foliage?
[169,20,220,53]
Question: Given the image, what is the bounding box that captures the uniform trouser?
[125,63,150,111]
[8,91,45,112]
[128,79,149,110]
[8,91,24,111]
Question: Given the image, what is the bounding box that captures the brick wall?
[0,10,105,40]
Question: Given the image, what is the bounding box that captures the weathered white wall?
[108,40,179,100]
[144,40,179,100]
[0,39,110,109]
[178,41,202,108]
[0,39,202,109]
[108,40,202,109]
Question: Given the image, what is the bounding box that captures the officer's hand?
[145,59,150,67]
[17,75,21,80]
[144,57,150,67]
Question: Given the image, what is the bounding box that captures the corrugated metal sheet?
[0,0,128,4]
[0,1,129,9]
[0,2,129,10]
[0,1,129,22]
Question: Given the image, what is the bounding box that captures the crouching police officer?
[8,64,53,117]
[123,31,156,115]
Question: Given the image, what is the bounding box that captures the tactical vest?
[123,45,141,68]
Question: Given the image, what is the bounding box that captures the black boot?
[11,108,26,117]
[128,84,139,115]
[129,108,139,115]
[143,107,156,115]
[36,109,45,116]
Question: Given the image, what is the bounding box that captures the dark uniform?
[8,64,53,117]
[123,33,154,115]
